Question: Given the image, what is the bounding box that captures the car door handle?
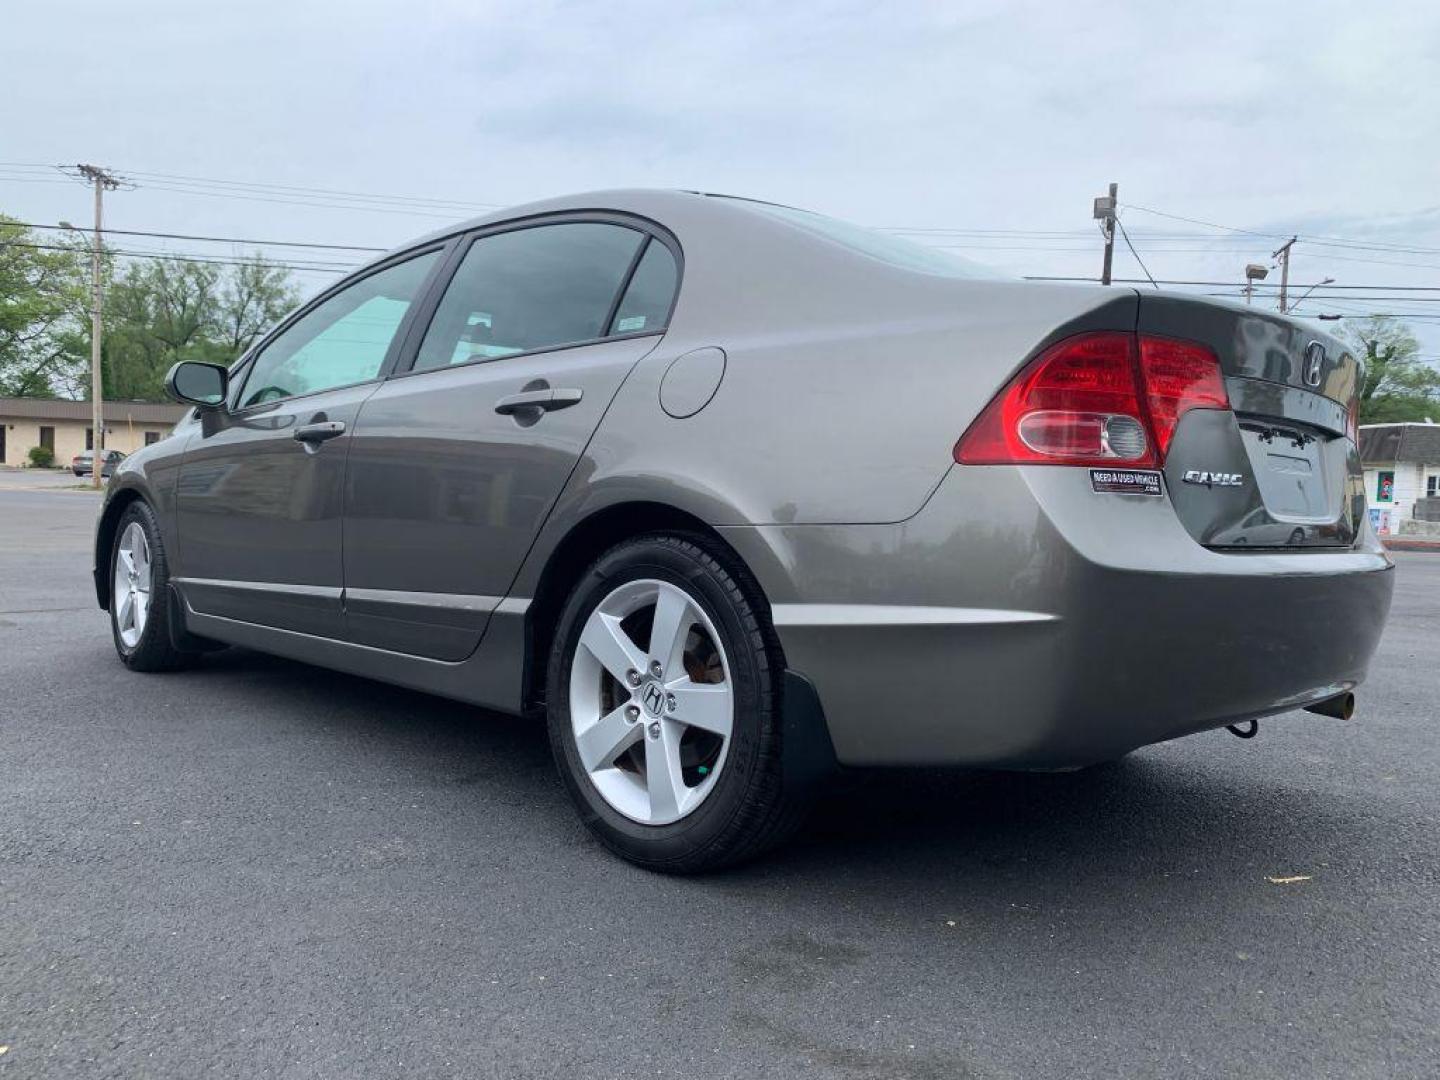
[293,420,347,444]
[494,388,584,415]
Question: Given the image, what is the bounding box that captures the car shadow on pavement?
[192,645,1371,902]
[764,750,1374,914]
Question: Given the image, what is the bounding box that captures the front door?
[173,249,444,638]
[342,219,681,659]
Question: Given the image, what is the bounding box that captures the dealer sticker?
[1090,468,1163,496]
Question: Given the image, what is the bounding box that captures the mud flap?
[166,583,229,654]
[781,669,840,791]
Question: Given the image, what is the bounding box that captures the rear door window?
[608,239,678,335]
[412,222,648,372]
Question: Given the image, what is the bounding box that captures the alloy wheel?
[568,578,734,825]
[113,521,153,649]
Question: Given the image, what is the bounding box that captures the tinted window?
[240,251,439,407]
[413,223,644,372]
[608,240,678,335]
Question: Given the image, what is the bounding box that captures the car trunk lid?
[1137,293,1365,549]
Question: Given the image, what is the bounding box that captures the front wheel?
[109,500,190,672]
[546,534,807,872]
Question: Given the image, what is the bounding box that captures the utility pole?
[75,164,121,489]
[1093,182,1118,285]
[1273,235,1297,314]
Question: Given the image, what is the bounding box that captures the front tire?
[546,533,805,872]
[109,500,190,672]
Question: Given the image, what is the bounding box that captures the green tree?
[104,259,223,400]
[216,256,301,357]
[103,254,299,400]
[1344,316,1440,424]
[0,217,91,397]
[3,206,303,402]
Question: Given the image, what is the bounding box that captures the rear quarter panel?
[580,215,1138,527]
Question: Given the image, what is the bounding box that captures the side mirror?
[164,361,228,408]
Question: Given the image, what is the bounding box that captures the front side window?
[413,223,646,373]
[240,251,440,407]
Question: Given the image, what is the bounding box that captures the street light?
[1289,277,1336,314]
[1243,263,1269,306]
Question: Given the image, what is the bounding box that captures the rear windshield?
[718,197,1004,280]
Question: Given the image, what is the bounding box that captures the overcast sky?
[4,0,1439,357]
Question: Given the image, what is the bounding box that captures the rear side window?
[608,240,678,335]
[413,222,645,372]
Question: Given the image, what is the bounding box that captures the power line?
[7,166,1440,320]
[9,161,1440,260]
[0,238,357,273]
[1022,276,1440,291]
[1120,203,1286,240]
[0,174,82,187]
[1114,217,1158,289]
[118,179,470,219]
[12,220,386,253]
[0,170,474,220]
[0,161,501,212]
[120,168,499,211]
[1121,201,1440,257]
[1202,291,1440,303]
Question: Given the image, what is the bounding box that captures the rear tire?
[546,533,809,872]
[109,500,191,672]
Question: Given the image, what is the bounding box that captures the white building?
[1358,421,1440,536]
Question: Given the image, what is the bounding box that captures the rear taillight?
[954,331,1228,468]
[1137,336,1229,458]
[1345,397,1359,444]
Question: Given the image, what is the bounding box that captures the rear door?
[1139,295,1366,549]
[173,248,444,637]
[341,217,680,659]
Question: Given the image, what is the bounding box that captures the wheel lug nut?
[625,669,641,687]
[647,722,661,740]
[625,705,640,723]
[649,660,663,678]
[665,693,677,713]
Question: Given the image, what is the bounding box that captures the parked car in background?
[72,450,125,478]
[92,189,1394,872]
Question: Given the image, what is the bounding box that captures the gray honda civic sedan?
[94,189,1394,871]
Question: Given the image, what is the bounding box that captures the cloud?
[2,0,1437,346]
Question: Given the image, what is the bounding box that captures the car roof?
[373,189,721,260]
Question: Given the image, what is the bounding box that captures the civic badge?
[1182,470,1244,487]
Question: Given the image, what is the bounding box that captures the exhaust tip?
[1305,692,1355,721]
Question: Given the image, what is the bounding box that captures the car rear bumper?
[721,465,1395,768]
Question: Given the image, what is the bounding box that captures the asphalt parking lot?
[1,489,1436,1079]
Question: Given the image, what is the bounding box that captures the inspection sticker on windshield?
[1090,469,1163,496]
